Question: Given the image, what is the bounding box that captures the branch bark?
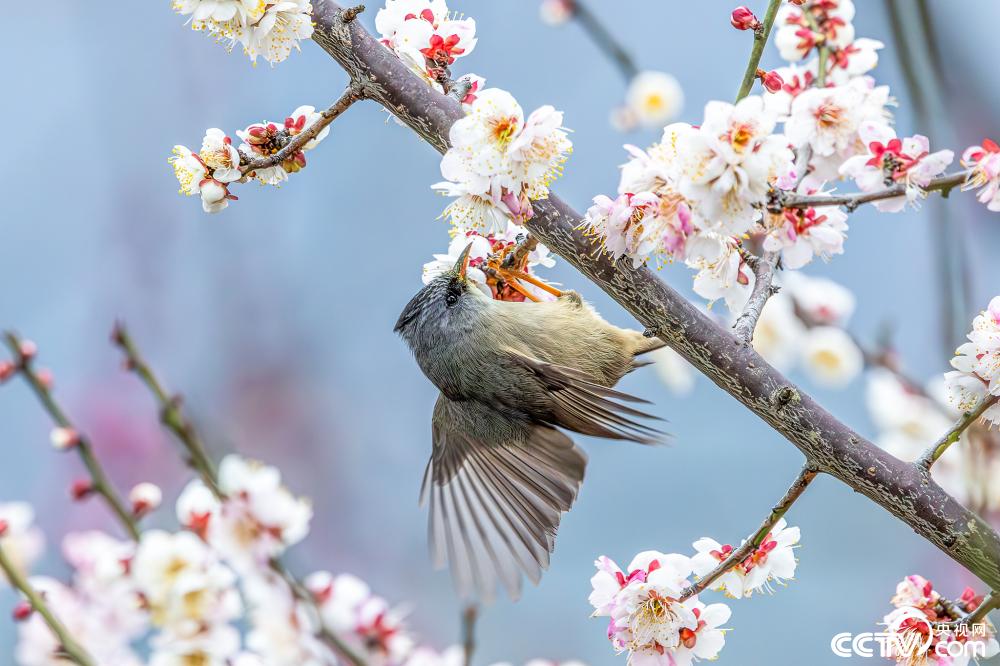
[310,1,1000,591]
[732,250,777,343]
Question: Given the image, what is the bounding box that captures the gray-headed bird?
[394,243,665,601]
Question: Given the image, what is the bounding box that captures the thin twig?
[241,83,364,176]
[462,604,478,666]
[735,0,782,101]
[111,324,367,666]
[111,324,222,498]
[2,332,140,541]
[0,543,96,666]
[781,170,970,211]
[570,1,639,81]
[733,251,778,344]
[680,465,818,601]
[938,591,999,630]
[918,395,1000,470]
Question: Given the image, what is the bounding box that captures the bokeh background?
[3,1,1000,663]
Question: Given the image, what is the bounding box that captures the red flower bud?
[12,601,32,622]
[731,6,760,31]
[761,69,785,93]
[0,519,8,537]
[0,361,14,383]
[788,0,807,5]
[70,479,94,501]
[18,340,37,361]
[36,369,53,390]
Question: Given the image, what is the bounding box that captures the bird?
[394,242,667,602]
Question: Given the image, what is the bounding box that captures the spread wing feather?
[422,396,587,601]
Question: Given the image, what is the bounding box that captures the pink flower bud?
[70,479,94,501]
[0,519,8,537]
[129,482,162,517]
[36,369,53,390]
[12,601,32,622]
[18,340,37,361]
[788,0,806,5]
[0,361,15,383]
[761,69,785,93]
[730,6,760,31]
[50,427,80,451]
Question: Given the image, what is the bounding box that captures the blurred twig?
[568,1,638,81]
[918,395,1000,469]
[462,604,478,666]
[110,323,367,666]
[0,542,95,666]
[1,332,141,541]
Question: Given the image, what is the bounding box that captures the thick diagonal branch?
[310,0,1000,591]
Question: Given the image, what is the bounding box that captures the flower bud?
[761,69,785,93]
[0,519,8,537]
[0,361,15,383]
[788,0,807,5]
[36,369,53,390]
[199,179,228,206]
[70,479,94,501]
[12,601,32,622]
[50,427,80,451]
[18,340,37,361]
[129,482,163,517]
[730,6,760,31]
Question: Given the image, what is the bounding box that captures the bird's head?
[394,243,487,342]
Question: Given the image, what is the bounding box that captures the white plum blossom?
[243,573,332,666]
[685,234,754,312]
[839,121,953,212]
[781,272,856,326]
[663,600,731,666]
[173,0,313,65]
[827,38,885,85]
[800,326,863,388]
[676,97,794,236]
[951,296,1000,394]
[763,180,849,268]
[961,138,1000,211]
[376,0,477,70]
[622,70,684,130]
[169,145,236,213]
[129,482,163,516]
[0,502,44,587]
[434,89,571,233]
[774,0,855,62]
[690,519,801,598]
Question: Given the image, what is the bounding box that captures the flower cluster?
[170,106,330,213]
[423,221,557,302]
[434,88,572,234]
[943,296,1000,426]
[589,523,800,664]
[880,575,999,665]
[376,0,477,88]
[589,552,730,666]
[172,0,314,65]
[962,139,1000,211]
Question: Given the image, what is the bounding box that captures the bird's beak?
[454,242,473,281]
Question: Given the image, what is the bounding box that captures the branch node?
[341,4,365,22]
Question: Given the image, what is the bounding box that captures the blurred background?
[3,1,1000,663]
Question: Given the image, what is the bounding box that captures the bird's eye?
[445,292,459,307]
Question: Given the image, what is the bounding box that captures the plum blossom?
[539,0,574,26]
[376,0,477,70]
[774,0,855,62]
[173,0,313,65]
[950,296,1000,394]
[243,573,332,666]
[685,234,754,312]
[785,78,892,179]
[0,503,44,587]
[169,144,238,213]
[589,551,726,665]
[827,38,885,85]
[620,70,684,130]
[799,326,863,388]
[781,272,855,326]
[580,191,693,269]
[676,96,794,236]
[764,181,849,268]
[690,519,801,598]
[434,89,571,233]
[762,62,817,120]
[839,121,954,212]
[422,223,558,301]
[961,138,1000,211]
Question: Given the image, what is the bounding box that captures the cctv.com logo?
[830,606,991,660]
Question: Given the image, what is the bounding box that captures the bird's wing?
[502,349,666,445]
[423,395,587,602]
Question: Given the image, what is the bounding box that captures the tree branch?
[2,332,141,541]
[918,394,1000,470]
[733,250,778,343]
[111,324,367,666]
[0,542,95,666]
[569,1,639,81]
[735,0,782,101]
[680,466,817,601]
[780,170,970,211]
[242,83,365,177]
[310,0,1000,591]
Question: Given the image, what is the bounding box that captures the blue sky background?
[2,1,1000,663]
